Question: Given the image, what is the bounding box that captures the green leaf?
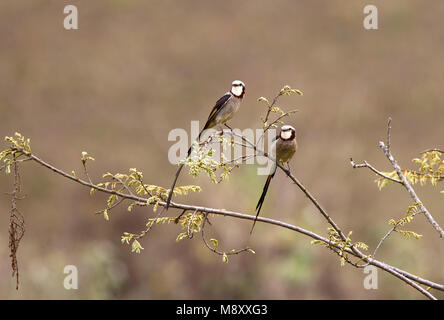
[103,209,109,221]
[107,194,118,207]
[257,97,270,105]
[131,239,144,254]
[176,232,188,242]
[354,242,368,250]
[310,239,326,246]
[209,238,218,249]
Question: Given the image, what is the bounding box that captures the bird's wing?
[203,92,231,130]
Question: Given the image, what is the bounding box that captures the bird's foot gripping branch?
[1,87,443,299]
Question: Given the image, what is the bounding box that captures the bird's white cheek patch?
[281,131,292,140]
[231,86,243,97]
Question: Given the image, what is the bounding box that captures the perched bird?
[166,80,246,210]
[251,125,298,233]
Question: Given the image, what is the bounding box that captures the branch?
[262,91,282,127]
[263,109,299,136]
[379,133,444,239]
[6,149,443,299]
[168,200,442,297]
[421,148,444,154]
[372,226,395,259]
[275,162,352,247]
[2,93,441,300]
[350,158,402,184]
[350,119,444,239]
[201,214,254,259]
[269,162,440,299]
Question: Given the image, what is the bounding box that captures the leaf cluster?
[376,151,444,190]
[388,203,423,240]
[0,133,32,174]
[181,140,234,184]
[311,228,368,267]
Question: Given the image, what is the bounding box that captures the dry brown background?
[0,0,443,299]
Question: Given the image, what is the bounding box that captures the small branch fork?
[352,118,444,239]
[379,143,444,239]
[273,161,439,300]
[350,158,402,184]
[348,118,444,299]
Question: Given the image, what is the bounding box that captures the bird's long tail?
[250,171,275,234]
[165,146,191,210]
[166,124,210,210]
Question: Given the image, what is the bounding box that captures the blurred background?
[0,0,443,299]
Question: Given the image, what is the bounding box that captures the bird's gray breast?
[275,138,298,163]
[215,95,241,125]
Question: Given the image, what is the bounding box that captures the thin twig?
[264,109,299,134]
[94,198,125,215]
[420,148,444,154]
[372,226,395,259]
[201,214,253,256]
[386,117,392,151]
[276,162,351,248]
[350,158,402,184]
[187,209,198,238]
[0,157,31,173]
[113,175,136,197]
[6,137,443,298]
[371,206,424,261]
[174,209,187,224]
[82,161,93,185]
[134,207,167,239]
[262,89,286,131]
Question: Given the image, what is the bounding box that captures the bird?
[251,125,298,233]
[165,80,246,210]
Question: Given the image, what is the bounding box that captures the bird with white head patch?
[251,125,298,233]
[166,80,246,210]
